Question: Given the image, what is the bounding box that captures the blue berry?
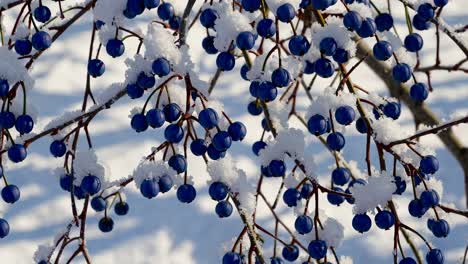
[81,175,101,195]
[216,52,236,71]
[327,132,345,151]
[241,0,260,12]
[300,183,313,199]
[88,59,105,78]
[308,240,327,260]
[311,0,333,10]
[114,202,129,215]
[198,108,219,129]
[91,196,107,212]
[373,41,393,61]
[276,3,295,23]
[282,245,299,261]
[269,160,286,177]
[307,114,328,135]
[400,258,417,264]
[375,210,395,229]
[240,64,250,81]
[34,5,51,23]
[32,31,52,51]
[257,81,278,102]
[271,68,290,88]
[202,36,218,54]
[252,141,267,156]
[432,219,450,238]
[413,14,431,31]
[216,200,233,218]
[126,83,144,99]
[352,213,372,233]
[404,33,424,52]
[207,144,226,160]
[408,199,428,217]
[163,103,182,123]
[152,58,171,77]
[410,83,429,102]
[319,37,337,56]
[332,167,351,186]
[249,81,261,97]
[164,124,184,143]
[393,176,407,195]
[200,8,218,28]
[295,215,313,234]
[8,144,27,163]
[333,48,349,63]
[169,16,181,30]
[15,114,34,134]
[420,155,439,174]
[270,257,284,264]
[228,122,247,141]
[136,72,155,89]
[158,175,173,193]
[95,20,105,29]
[283,188,301,207]
[74,185,86,199]
[335,105,355,125]
[190,139,207,156]
[383,102,401,120]
[0,111,15,128]
[357,18,377,38]
[209,181,228,201]
[14,39,32,55]
[327,187,345,206]
[288,35,310,56]
[140,179,159,198]
[223,252,242,264]
[106,39,125,58]
[236,31,256,50]
[60,174,73,192]
[418,3,435,20]
[144,0,160,9]
[146,108,165,128]
[392,63,412,82]
[168,154,186,174]
[157,2,174,20]
[50,140,67,157]
[124,0,145,18]
[314,58,334,78]
[433,0,448,7]
[304,60,315,74]
[98,217,114,233]
[2,185,20,204]
[355,117,368,134]
[420,189,440,208]
[177,184,196,203]
[426,248,444,264]
[212,131,232,152]
[257,19,276,38]
[131,113,148,132]
[0,218,10,238]
[375,13,394,32]
[343,11,362,31]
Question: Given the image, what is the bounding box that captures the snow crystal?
[33,244,54,263]
[311,17,356,57]
[350,171,396,214]
[348,3,373,19]
[132,160,177,189]
[212,2,253,52]
[93,0,127,25]
[72,149,107,185]
[305,87,357,119]
[144,24,183,73]
[259,128,305,166]
[0,47,34,90]
[11,23,30,41]
[317,217,345,248]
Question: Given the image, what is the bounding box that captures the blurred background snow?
[0,0,467,263]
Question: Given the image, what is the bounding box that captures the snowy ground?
[0,0,467,263]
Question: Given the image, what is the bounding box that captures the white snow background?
[0,0,467,263]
